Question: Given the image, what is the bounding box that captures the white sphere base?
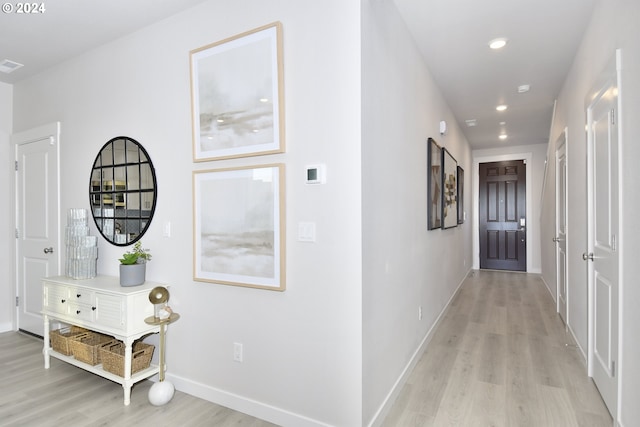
[148,381,175,406]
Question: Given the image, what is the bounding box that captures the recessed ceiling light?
[0,59,24,74]
[488,38,508,49]
[518,84,531,93]
[499,134,508,140]
[499,121,506,125]
[465,119,477,127]
[496,104,508,112]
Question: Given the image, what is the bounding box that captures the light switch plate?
[298,222,316,242]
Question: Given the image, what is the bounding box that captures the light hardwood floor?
[382,270,613,427]
[1,270,612,426]
[0,332,277,426]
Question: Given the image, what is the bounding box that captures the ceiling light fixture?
[499,134,508,140]
[496,104,508,112]
[465,119,477,127]
[0,59,24,74]
[488,38,508,50]
[518,84,531,93]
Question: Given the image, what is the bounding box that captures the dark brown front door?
[479,160,526,271]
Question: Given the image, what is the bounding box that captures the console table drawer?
[67,303,96,322]
[68,287,95,305]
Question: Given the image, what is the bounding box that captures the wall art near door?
[193,164,285,291]
[190,22,285,162]
[441,147,458,229]
[457,166,464,224]
[427,137,442,230]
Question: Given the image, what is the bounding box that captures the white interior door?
[14,122,60,336]
[555,131,568,325]
[586,51,620,419]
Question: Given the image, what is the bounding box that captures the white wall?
[361,2,473,424]
[545,0,640,424]
[0,81,13,331]
[12,1,363,425]
[472,143,548,275]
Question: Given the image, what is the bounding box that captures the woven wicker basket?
[50,326,89,356]
[69,332,116,365]
[99,341,155,377]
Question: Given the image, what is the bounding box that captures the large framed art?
[441,148,458,229]
[193,164,285,291]
[427,138,442,230]
[190,22,285,161]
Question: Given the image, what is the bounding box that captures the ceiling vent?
[0,59,24,74]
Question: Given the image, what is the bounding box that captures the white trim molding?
[473,152,534,273]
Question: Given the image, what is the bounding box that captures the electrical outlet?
[233,342,243,362]
[418,306,423,320]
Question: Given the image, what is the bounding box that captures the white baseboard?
[168,374,333,427]
[366,267,472,427]
[165,268,472,427]
[0,323,14,333]
[539,274,557,304]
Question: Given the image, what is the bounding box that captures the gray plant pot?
[119,263,146,287]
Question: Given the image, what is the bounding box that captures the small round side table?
[144,312,180,405]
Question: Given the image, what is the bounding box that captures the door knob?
[553,237,560,242]
[582,252,594,261]
[43,247,54,254]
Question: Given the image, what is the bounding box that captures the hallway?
[382,270,612,426]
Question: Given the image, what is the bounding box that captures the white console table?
[42,275,166,405]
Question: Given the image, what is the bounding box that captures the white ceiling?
[393,0,598,149]
[1,0,597,149]
[0,0,207,84]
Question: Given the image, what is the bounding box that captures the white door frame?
[473,152,534,272]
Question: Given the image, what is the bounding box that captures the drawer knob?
[61,299,66,303]
[92,306,97,311]
[77,294,81,298]
[76,310,81,314]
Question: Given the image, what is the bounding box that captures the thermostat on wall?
[306,164,326,184]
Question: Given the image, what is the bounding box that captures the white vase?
[119,263,146,287]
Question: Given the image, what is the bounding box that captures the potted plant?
[119,241,152,287]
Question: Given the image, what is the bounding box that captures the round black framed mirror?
[89,136,157,246]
